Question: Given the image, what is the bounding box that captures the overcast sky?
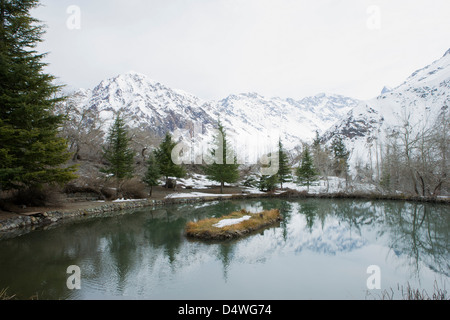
[33,0,450,101]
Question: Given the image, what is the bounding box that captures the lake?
[0,198,448,300]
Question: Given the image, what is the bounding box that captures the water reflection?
[0,199,448,299]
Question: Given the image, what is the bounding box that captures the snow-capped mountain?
[68,72,359,161]
[324,48,450,173]
[212,92,357,150]
[73,72,217,136]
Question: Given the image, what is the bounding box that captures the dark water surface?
[0,198,448,300]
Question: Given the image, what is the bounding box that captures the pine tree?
[313,130,321,150]
[153,133,186,187]
[0,0,77,192]
[101,114,134,196]
[143,153,160,197]
[258,174,279,192]
[203,120,240,193]
[277,139,291,189]
[331,135,350,183]
[296,145,318,192]
[311,131,333,192]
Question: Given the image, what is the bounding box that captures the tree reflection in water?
[0,198,447,299]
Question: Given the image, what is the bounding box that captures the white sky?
[33,0,450,101]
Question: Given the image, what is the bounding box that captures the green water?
[0,199,448,300]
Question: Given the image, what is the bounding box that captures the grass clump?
[0,288,16,300]
[185,209,282,240]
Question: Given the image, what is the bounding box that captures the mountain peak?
[381,86,392,94]
[240,92,264,99]
[115,71,153,83]
[444,48,450,57]
[120,70,150,80]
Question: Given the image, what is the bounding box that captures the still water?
[0,199,448,300]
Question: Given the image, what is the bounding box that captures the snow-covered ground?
[112,198,144,202]
[281,176,378,194]
[166,192,235,199]
[177,174,215,190]
[213,216,252,228]
[165,174,378,199]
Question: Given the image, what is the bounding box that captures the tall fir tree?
[153,133,186,187]
[331,135,350,178]
[296,145,318,192]
[313,130,321,150]
[143,153,160,197]
[258,174,279,192]
[277,138,291,189]
[203,120,240,193]
[101,114,134,196]
[0,0,77,192]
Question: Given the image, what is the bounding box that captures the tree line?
[1,0,448,206]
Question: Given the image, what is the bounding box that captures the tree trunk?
[220,181,224,194]
[72,143,80,161]
[417,171,426,196]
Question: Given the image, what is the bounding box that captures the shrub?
[259,175,278,192]
[13,185,65,207]
[121,178,148,199]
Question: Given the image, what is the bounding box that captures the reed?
[0,288,16,300]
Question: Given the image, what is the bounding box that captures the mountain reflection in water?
[0,198,448,300]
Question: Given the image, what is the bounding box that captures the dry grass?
[386,282,448,300]
[367,281,449,300]
[0,288,16,300]
[185,209,282,240]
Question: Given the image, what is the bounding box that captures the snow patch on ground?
[213,216,252,228]
[165,192,234,199]
[164,174,378,199]
[112,198,143,202]
[178,174,211,189]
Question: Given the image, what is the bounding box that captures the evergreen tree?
[203,120,240,193]
[277,139,291,189]
[143,153,160,197]
[296,145,318,192]
[0,0,77,192]
[258,174,279,192]
[154,133,186,187]
[311,132,333,192]
[331,135,350,181]
[313,130,321,150]
[101,114,134,196]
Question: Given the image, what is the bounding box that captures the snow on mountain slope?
[83,72,217,136]
[324,48,450,174]
[211,92,357,149]
[68,72,359,163]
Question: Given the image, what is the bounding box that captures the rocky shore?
[0,197,225,235]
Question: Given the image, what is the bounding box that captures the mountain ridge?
[64,47,449,171]
[68,71,360,153]
[324,47,450,173]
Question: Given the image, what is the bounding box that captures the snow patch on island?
[213,216,252,228]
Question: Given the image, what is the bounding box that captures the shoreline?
[0,189,449,235]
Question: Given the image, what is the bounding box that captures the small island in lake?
[185,209,283,240]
